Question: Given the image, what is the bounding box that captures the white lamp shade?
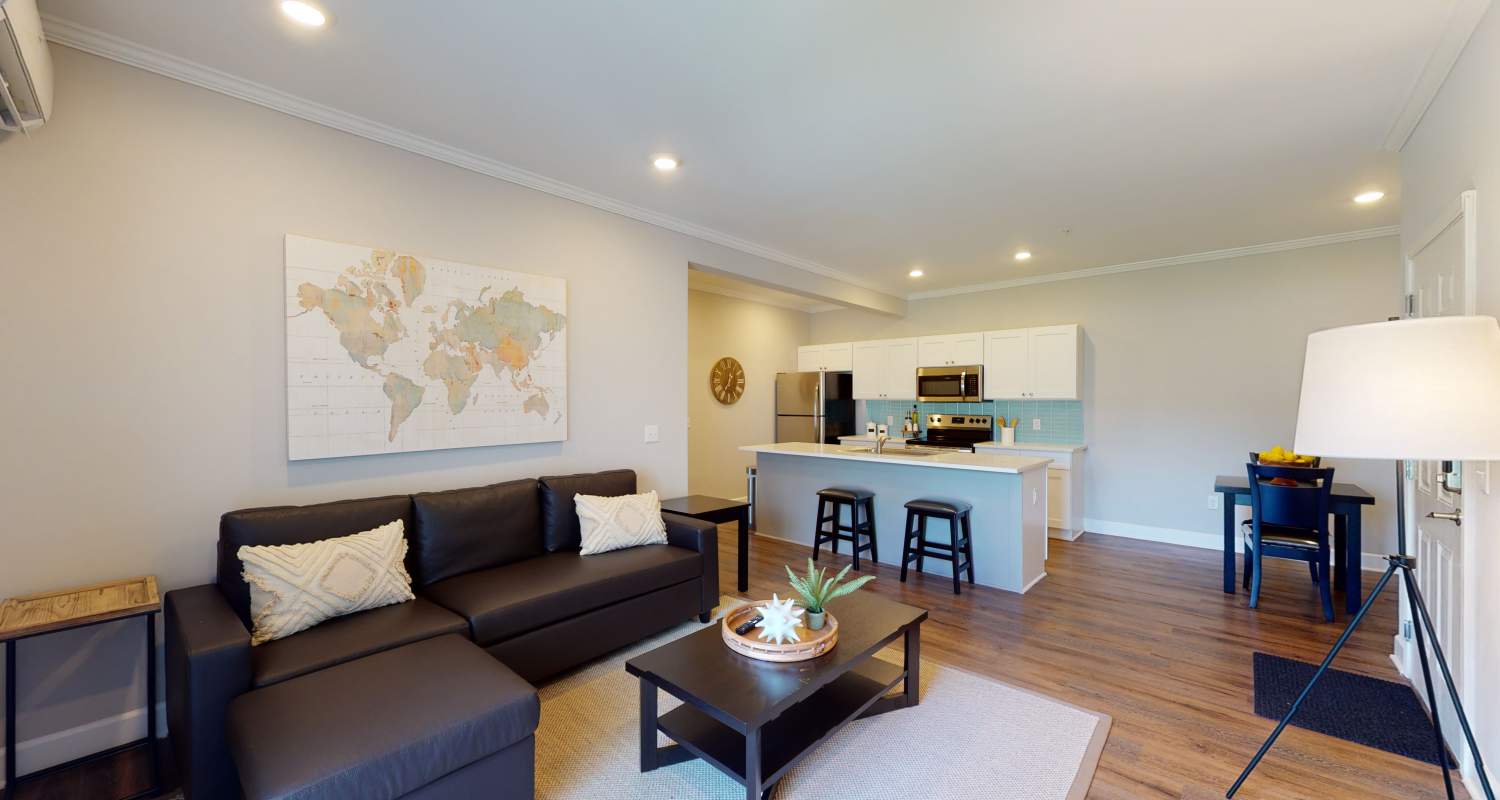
[1294,316,1500,460]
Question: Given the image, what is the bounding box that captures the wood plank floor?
[69,527,1462,800]
[727,527,1467,800]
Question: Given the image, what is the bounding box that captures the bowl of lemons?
[1252,446,1320,467]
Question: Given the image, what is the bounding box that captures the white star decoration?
[755,594,804,645]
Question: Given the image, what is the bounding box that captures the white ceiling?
[40,0,1453,295]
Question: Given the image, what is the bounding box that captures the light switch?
[1208,494,1220,510]
[644,425,660,443]
[1031,418,1042,431]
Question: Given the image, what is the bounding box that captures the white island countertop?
[974,441,1088,453]
[741,442,1051,474]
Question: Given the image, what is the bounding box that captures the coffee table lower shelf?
[654,658,904,790]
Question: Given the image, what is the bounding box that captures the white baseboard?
[1082,517,1223,550]
[1084,518,1389,572]
[0,702,166,788]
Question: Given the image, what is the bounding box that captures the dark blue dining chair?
[1242,463,1336,622]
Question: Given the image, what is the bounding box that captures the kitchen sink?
[841,446,941,457]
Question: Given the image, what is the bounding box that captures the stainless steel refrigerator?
[774,371,855,444]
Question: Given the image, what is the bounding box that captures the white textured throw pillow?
[238,519,415,645]
[576,490,669,555]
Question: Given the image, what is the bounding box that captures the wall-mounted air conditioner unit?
[0,0,52,133]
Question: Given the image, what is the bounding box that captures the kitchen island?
[741,442,1052,593]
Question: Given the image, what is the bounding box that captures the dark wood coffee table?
[660,495,752,591]
[625,592,926,800]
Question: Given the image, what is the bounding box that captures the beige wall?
[1400,2,1500,787]
[809,236,1404,553]
[687,290,810,498]
[0,47,813,765]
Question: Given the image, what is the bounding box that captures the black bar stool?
[813,487,878,570]
[901,498,975,595]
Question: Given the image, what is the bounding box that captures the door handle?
[1426,509,1463,526]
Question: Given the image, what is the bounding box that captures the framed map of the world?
[285,235,567,460]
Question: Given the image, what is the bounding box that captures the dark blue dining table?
[1213,475,1375,615]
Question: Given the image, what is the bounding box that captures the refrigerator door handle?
[815,380,823,443]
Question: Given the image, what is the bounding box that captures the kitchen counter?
[974,441,1087,453]
[742,442,1050,593]
[741,442,1052,474]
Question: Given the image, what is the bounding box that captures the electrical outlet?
[644,425,660,443]
[1031,418,1042,431]
[1208,494,1220,510]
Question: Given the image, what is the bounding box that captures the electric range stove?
[903,414,994,453]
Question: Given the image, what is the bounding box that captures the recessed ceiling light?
[653,155,680,172]
[280,0,326,27]
[1354,190,1385,204]
[908,269,924,278]
[1014,251,1032,262]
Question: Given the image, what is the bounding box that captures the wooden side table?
[660,495,752,592]
[0,576,162,800]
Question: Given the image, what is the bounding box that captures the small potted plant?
[785,559,875,631]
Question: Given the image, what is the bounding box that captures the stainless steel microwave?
[916,365,983,402]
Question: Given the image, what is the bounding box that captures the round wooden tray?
[721,602,839,662]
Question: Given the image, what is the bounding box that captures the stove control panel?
[926,414,993,430]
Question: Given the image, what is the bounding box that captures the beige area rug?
[536,599,1111,800]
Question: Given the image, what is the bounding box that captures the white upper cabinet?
[850,341,885,398]
[797,343,853,372]
[1028,324,1081,399]
[982,324,1081,400]
[851,338,919,399]
[982,329,1030,398]
[883,338,919,398]
[917,332,983,366]
[796,346,821,372]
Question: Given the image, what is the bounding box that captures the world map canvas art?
[286,235,567,460]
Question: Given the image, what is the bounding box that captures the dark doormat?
[1253,652,1452,766]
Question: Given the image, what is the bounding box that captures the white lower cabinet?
[973,444,1086,541]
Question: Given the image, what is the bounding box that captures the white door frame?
[1399,189,1480,783]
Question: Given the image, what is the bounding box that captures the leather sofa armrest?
[165,584,253,800]
[663,512,719,620]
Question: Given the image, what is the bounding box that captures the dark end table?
[661,495,752,592]
[626,592,926,800]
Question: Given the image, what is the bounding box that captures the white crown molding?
[39,15,896,298]
[688,283,839,314]
[905,226,1400,301]
[1382,0,1492,151]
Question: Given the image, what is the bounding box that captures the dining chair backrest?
[1245,463,1335,532]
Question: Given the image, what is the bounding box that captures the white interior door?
[1403,189,1477,773]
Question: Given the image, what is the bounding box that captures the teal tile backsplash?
[862,398,1084,444]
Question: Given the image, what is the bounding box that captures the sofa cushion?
[250,598,467,689]
[422,545,699,645]
[219,495,415,629]
[228,635,538,800]
[410,478,543,587]
[538,469,636,552]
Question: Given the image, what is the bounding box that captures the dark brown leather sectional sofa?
[165,469,718,799]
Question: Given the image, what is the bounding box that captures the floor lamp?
[1228,316,1500,800]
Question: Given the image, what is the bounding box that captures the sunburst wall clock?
[710,357,746,405]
